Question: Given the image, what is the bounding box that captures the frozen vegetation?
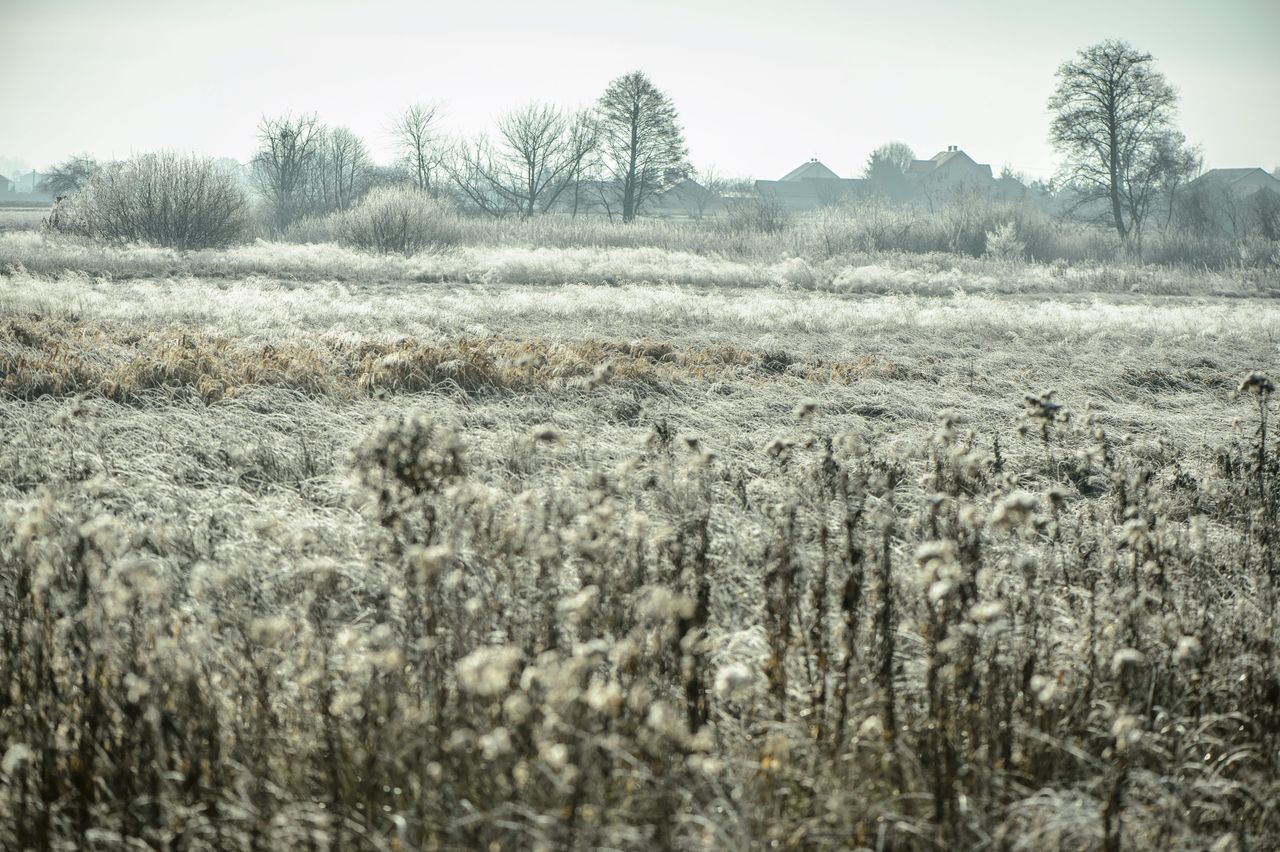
[1,237,1279,850]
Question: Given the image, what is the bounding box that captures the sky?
[2,0,1278,182]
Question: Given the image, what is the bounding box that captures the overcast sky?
[3,0,1277,181]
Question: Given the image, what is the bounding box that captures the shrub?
[723,192,791,235]
[984,222,1026,261]
[319,187,461,255]
[51,153,249,249]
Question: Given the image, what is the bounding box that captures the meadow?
[0,206,51,233]
[1,231,1279,850]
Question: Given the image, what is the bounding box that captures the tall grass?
[4,231,1276,298]
[1,267,1278,848]
[1,371,1276,849]
[9,191,1278,276]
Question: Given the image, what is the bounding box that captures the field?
[2,236,1279,850]
[0,206,51,233]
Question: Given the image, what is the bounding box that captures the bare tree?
[252,113,323,231]
[685,167,727,219]
[1048,40,1181,242]
[1152,131,1201,231]
[560,110,601,218]
[443,136,510,217]
[39,154,99,196]
[863,142,915,178]
[596,71,688,222]
[392,103,446,193]
[445,104,600,219]
[492,103,577,217]
[312,127,371,213]
[860,141,914,204]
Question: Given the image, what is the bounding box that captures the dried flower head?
[456,645,523,697]
[1238,372,1275,395]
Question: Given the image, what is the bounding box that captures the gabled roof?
[779,159,841,181]
[1193,168,1273,184]
[909,149,982,175]
[756,177,862,196]
[1187,168,1280,195]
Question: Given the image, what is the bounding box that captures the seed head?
[1238,372,1274,395]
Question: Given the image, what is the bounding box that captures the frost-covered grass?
[0,207,48,232]
[2,259,1279,850]
[4,230,1278,296]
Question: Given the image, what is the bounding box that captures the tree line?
[252,70,690,230]
[37,44,1280,250]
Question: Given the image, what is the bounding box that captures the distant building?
[754,159,865,212]
[908,147,993,186]
[905,146,1029,208]
[752,149,1031,214]
[647,177,723,218]
[1184,168,1280,199]
[1180,167,1280,238]
[0,174,12,194]
[4,170,54,201]
[11,170,47,194]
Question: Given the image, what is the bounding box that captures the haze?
[2,0,1277,180]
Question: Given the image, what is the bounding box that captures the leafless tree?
[38,155,99,195]
[392,102,447,194]
[863,142,915,178]
[443,136,509,217]
[492,103,577,217]
[1048,40,1181,243]
[560,110,601,218]
[684,167,726,219]
[311,126,371,213]
[252,113,323,231]
[1251,189,1280,241]
[445,104,599,219]
[596,71,688,222]
[1153,131,1201,231]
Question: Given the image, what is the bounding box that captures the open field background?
[0,207,50,233]
[2,241,1279,850]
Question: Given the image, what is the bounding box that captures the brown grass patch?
[1,315,923,403]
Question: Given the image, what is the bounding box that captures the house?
[6,170,54,201]
[10,170,47,193]
[754,159,865,212]
[1184,168,1280,199]
[907,147,994,185]
[0,174,11,194]
[1179,168,1280,238]
[906,147,999,207]
[647,177,723,219]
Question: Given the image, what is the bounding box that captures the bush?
[51,153,249,249]
[723,192,791,235]
[984,222,1026,261]
[306,187,461,255]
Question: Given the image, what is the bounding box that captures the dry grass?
[1,257,1278,851]
[0,314,929,403]
[0,206,50,233]
[4,230,1278,297]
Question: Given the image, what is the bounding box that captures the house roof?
[909,149,984,175]
[1193,168,1273,184]
[779,159,841,181]
[1187,168,1280,195]
[756,177,863,196]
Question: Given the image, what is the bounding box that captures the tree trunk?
[623,109,639,222]
[1107,98,1127,241]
